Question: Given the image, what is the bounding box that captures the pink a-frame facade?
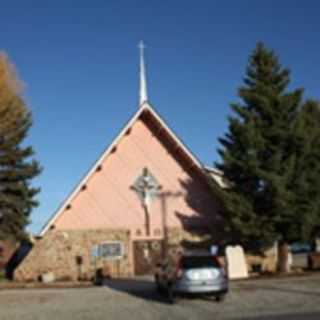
[41,103,220,240]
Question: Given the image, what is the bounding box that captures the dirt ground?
[1,273,320,320]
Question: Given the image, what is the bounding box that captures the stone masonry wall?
[165,227,212,261]
[15,229,131,282]
[14,226,277,281]
[246,246,278,273]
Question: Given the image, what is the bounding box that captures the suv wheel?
[167,284,176,304]
[215,294,226,302]
[155,277,163,294]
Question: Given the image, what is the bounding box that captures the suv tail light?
[213,256,228,279]
[213,256,221,267]
[176,258,184,279]
[220,267,227,279]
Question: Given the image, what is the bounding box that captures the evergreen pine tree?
[291,100,320,242]
[216,43,303,271]
[0,53,41,241]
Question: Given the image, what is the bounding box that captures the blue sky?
[1,1,319,233]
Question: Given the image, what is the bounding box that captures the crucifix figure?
[132,167,161,236]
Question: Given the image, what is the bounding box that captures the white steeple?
[138,41,148,106]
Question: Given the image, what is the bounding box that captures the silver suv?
[155,253,228,303]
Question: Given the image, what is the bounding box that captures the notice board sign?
[98,241,124,260]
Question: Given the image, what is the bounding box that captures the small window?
[98,241,124,260]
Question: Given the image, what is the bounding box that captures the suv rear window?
[181,256,220,269]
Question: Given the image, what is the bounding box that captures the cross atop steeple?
[138,41,148,106]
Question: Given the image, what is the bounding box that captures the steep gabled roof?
[40,102,205,236]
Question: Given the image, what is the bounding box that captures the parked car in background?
[154,252,228,303]
[290,243,311,254]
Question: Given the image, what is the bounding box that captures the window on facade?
[97,241,124,260]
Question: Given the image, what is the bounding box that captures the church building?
[15,43,224,281]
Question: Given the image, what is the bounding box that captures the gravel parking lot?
[1,274,320,320]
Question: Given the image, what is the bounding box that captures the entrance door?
[133,240,163,275]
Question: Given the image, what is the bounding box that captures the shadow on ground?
[102,277,171,304]
[102,277,214,305]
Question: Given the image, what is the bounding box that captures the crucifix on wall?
[132,167,161,236]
